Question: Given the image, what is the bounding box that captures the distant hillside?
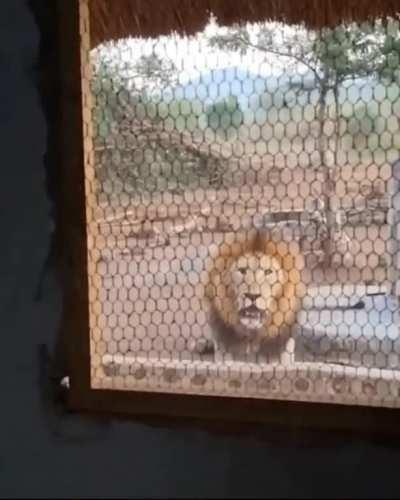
[165,67,395,109]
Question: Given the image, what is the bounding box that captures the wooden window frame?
[57,0,400,439]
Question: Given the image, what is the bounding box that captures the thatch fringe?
[90,0,400,47]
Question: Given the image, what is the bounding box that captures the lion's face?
[223,251,287,336]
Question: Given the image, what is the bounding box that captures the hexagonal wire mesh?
[80,0,400,407]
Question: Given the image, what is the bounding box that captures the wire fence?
[80,0,400,407]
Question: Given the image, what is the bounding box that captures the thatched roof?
[90,0,400,47]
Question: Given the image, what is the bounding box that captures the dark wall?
[1,1,400,498]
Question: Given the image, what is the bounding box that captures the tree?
[208,20,399,264]
[205,95,242,141]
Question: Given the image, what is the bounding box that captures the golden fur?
[205,231,305,361]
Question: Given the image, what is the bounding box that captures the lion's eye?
[238,267,247,275]
[264,269,273,276]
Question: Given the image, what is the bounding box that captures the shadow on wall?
[28,0,113,444]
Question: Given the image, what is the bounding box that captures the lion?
[204,231,305,363]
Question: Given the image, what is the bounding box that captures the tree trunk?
[333,77,340,165]
[318,79,335,266]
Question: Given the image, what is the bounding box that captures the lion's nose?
[244,293,261,302]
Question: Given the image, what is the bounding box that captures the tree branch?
[236,36,323,83]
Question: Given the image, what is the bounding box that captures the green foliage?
[313,21,400,85]
[205,96,242,140]
[314,26,378,81]
[379,22,400,83]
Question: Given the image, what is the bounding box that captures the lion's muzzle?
[238,304,268,333]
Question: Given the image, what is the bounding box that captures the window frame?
[58,0,400,438]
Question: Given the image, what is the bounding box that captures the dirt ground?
[85,159,397,407]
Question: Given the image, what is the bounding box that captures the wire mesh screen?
[80,0,400,407]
